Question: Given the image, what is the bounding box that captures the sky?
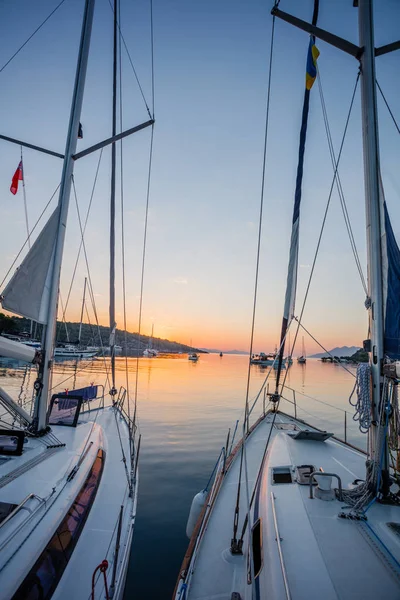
[0,0,399,353]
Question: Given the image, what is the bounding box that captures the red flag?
[10,160,23,195]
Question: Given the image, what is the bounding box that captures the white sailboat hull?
[176,410,400,600]
[54,348,98,359]
[0,403,137,599]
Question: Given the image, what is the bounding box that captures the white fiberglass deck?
[0,404,136,600]
[181,411,400,600]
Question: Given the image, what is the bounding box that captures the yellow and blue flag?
[305,37,320,90]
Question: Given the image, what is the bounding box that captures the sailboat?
[298,336,307,363]
[143,324,158,357]
[174,1,400,599]
[54,278,98,359]
[0,0,152,596]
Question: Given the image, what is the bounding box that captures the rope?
[91,560,110,600]
[388,381,400,451]
[349,363,372,433]
[0,0,68,74]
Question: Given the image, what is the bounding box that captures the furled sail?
[275,31,319,392]
[1,208,59,324]
[0,336,36,363]
[382,199,400,359]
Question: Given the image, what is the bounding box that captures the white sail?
[1,208,59,324]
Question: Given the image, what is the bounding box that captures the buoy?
[186,489,207,538]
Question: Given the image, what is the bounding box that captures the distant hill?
[310,346,361,359]
[201,348,247,355]
[0,313,206,356]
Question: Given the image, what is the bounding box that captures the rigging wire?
[118,0,131,423]
[0,184,60,290]
[283,384,349,413]
[133,125,155,426]
[376,79,400,136]
[61,149,103,319]
[0,0,68,74]
[107,0,152,118]
[317,69,367,295]
[278,70,361,398]
[20,148,31,250]
[243,9,277,431]
[150,0,155,118]
[293,317,356,378]
[71,177,112,387]
[231,9,277,549]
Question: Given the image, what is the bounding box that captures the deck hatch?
[272,466,293,484]
[289,430,333,442]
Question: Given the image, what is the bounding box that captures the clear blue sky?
[0,0,399,352]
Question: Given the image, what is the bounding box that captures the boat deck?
[0,404,136,600]
[182,411,400,600]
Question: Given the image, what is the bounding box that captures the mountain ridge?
[310,345,361,359]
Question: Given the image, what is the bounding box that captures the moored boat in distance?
[143,324,158,357]
[298,336,307,363]
[250,352,286,367]
[188,352,199,361]
[54,343,98,359]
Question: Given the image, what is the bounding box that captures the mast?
[109,0,118,397]
[34,0,96,432]
[149,323,154,350]
[78,277,87,345]
[358,0,384,458]
[274,0,319,396]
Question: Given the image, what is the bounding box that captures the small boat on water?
[188,352,199,362]
[298,336,307,363]
[143,324,158,357]
[175,2,400,599]
[219,352,223,357]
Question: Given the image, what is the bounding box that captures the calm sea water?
[0,353,366,599]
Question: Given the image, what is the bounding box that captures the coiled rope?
[349,363,372,433]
